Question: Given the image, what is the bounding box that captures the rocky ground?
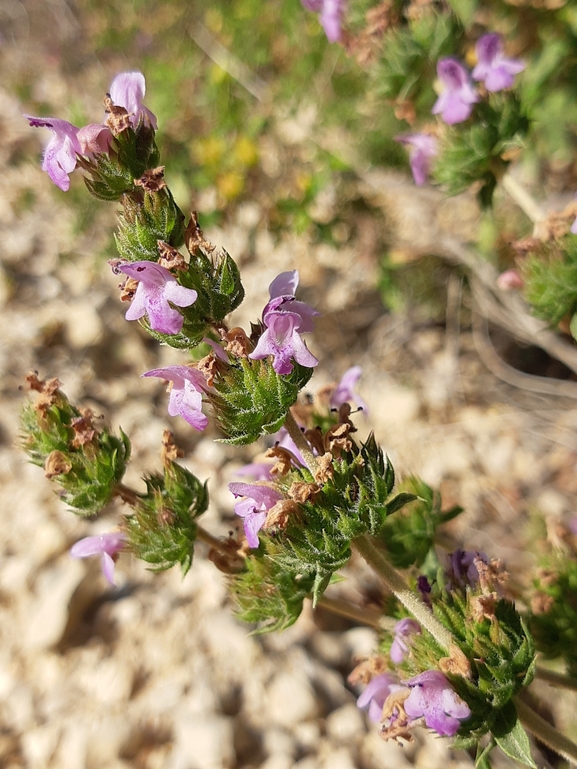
[2,16,577,769]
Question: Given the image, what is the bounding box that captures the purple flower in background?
[395,134,438,186]
[70,532,127,585]
[118,261,197,335]
[143,365,210,430]
[109,71,158,129]
[228,482,284,548]
[404,670,470,737]
[331,365,368,412]
[264,271,320,333]
[250,311,319,375]
[24,116,82,191]
[571,214,577,235]
[497,269,524,291]
[235,461,275,481]
[357,673,400,722]
[446,549,488,590]
[301,0,346,43]
[390,618,421,664]
[432,58,479,125]
[473,34,525,92]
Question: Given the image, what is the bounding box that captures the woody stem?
[515,697,577,766]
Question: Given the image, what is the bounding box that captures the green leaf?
[475,739,495,769]
[494,718,536,769]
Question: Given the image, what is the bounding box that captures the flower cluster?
[25,72,155,191]
[396,33,524,185]
[356,670,471,738]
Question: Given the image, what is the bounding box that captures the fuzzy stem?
[316,595,391,629]
[501,173,546,224]
[352,534,454,651]
[515,697,577,766]
[535,667,577,692]
[284,409,318,476]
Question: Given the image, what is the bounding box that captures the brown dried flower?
[44,450,72,479]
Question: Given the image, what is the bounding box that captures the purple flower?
[235,461,275,481]
[473,34,525,92]
[70,532,127,585]
[390,618,421,664]
[446,549,488,590]
[228,482,284,548]
[264,271,320,333]
[497,269,524,291]
[143,365,210,430]
[301,0,346,43]
[357,673,400,723]
[109,71,158,129]
[77,123,113,155]
[24,116,82,191]
[331,365,368,412]
[432,58,479,125]
[571,214,577,236]
[395,134,438,186]
[250,311,319,375]
[118,261,197,335]
[404,670,470,737]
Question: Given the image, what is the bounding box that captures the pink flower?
[395,134,438,186]
[301,0,346,43]
[70,532,127,585]
[142,365,210,430]
[404,670,470,737]
[108,71,157,129]
[432,58,479,125]
[249,311,319,375]
[356,673,401,722]
[24,116,82,191]
[264,271,320,333]
[118,261,197,335]
[77,123,113,155]
[497,269,524,291]
[228,482,284,548]
[473,34,525,93]
[331,365,368,412]
[390,618,421,664]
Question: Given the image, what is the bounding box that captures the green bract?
[126,461,208,576]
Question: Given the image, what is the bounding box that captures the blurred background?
[1,1,577,768]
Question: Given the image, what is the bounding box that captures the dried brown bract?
[70,409,96,449]
[161,429,184,466]
[44,450,72,479]
[469,593,498,623]
[226,327,251,358]
[264,499,301,530]
[185,211,215,254]
[103,96,131,135]
[348,655,389,686]
[304,426,325,456]
[314,452,335,484]
[158,240,187,271]
[134,166,166,192]
[196,353,222,388]
[265,445,297,477]
[288,481,321,504]
[439,644,472,679]
[119,276,138,302]
[325,421,353,457]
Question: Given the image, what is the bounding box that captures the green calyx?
[115,188,185,263]
[210,358,314,445]
[21,384,130,517]
[126,461,208,576]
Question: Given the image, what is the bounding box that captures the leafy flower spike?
[143,366,210,430]
[473,34,525,92]
[108,71,158,129]
[432,58,479,125]
[24,117,82,191]
[395,134,438,187]
[404,670,471,737]
[118,261,197,335]
[228,482,284,548]
[301,0,346,43]
[70,532,127,585]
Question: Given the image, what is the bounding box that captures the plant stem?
[515,697,577,767]
[501,173,545,225]
[352,534,454,651]
[284,409,318,476]
[316,594,393,630]
[196,524,242,559]
[113,482,141,506]
[535,667,577,692]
